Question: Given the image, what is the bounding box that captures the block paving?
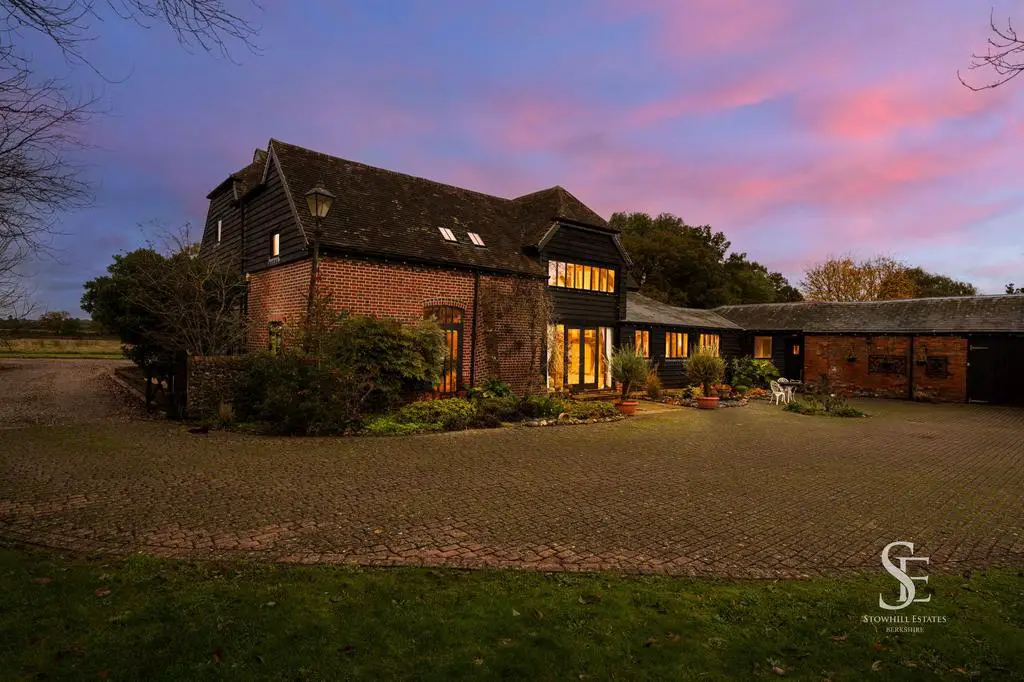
[1,360,1022,578]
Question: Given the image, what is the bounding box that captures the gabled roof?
[513,186,613,247]
[254,139,618,277]
[715,296,1024,334]
[626,292,742,330]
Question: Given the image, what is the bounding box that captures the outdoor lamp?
[305,183,335,220]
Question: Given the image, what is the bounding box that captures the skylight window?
[438,227,457,242]
[467,232,485,247]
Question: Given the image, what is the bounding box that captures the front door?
[968,336,1024,404]
[784,336,804,381]
[425,306,463,394]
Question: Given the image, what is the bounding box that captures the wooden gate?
[968,336,1024,405]
[144,351,189,418]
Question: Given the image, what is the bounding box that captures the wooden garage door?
[967,336,1024,405]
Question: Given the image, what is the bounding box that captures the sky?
[17,0,1024,315]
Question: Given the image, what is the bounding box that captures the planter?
[696,396,720,410]
[616,400,639,416]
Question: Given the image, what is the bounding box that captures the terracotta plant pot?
[696,396,720,410]
[617,400,638,416]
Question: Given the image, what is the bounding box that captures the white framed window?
[217,219,222,242]
[467,231,485,246]
[272,233,280,257]
[438,227,457,242]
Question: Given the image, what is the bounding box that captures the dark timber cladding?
[543,224,624,324]
[242,156,309,273]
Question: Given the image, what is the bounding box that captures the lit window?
[754,336,772,359]
[666,332,688,359]
[634,330,649,357]
[699,334,720,356]
[217,219,222,242]
[438,227,457,242]
[467,232,485,246]
[792,344,801,355]
[272,233,280,256]
[545,260,616,293]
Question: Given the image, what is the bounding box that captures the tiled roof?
[626,292,742,329]
[265,139,609,276]
[715,296,1024,333]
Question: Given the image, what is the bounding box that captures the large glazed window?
[634,330,650,357]
[546,260,616,293]
[699,334,721,356]
[754,336,772,359]
[666,332,688,359]
[424,306,464,394]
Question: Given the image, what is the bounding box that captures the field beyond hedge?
[0,336,123,358]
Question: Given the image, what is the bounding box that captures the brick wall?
[804,334,967,402]
[245,256,546,393]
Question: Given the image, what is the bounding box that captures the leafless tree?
[959,9,1024,91]
[0,0,261,314]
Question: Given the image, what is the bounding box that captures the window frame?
[438,227,457,242]
[634,330,650,357]
[699,333,721,356]
[467,231,485,246]
[217,219,222,243]
[665,331,689,359]
[545,260,617,294]
[271,233,280,257]
[754,335,772,359]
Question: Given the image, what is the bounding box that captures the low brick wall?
[187,355,248,419]
[803,335,967,403]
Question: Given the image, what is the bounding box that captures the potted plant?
[611,345,649,416]
[687,348,726,410]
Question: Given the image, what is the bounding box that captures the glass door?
[558,326,613,390]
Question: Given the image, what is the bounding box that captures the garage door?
[967,336,1024,405]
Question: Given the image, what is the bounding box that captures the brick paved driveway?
[0,362,1022,577]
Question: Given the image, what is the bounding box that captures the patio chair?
[770,380,788,405]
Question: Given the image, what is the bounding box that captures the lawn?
[1,547,1020,681]
[0,337,123,359]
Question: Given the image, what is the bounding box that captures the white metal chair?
[770,380,788,405]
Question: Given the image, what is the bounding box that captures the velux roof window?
[467,232,485,246]
[438,227,457,242]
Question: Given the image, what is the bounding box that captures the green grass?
[0,547,1021,680]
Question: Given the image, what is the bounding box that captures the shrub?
[728,356,780,388]
[685,385,703,400]
[470,412,504,429]
[686,349,725,397]
[566,400,618,419]
[783,397,824,415]
[734,385,749,395]
[467,378,513,399]
[646,369,663,399]
[362,416,440,436]
[611,345,650,399]
[233,352,364,435]
[473,396,523,422]
[518,394,568,419]
[392,398,476,431]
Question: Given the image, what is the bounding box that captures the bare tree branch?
[959,9,1024,91]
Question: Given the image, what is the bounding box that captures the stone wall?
[803,334,967,402]
[187,355,248,419]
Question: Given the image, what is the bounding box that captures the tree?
[801,256,976,301]
[82,232,246,367]
[959,10,1024,91]
[610,211,801,308]
[0,0,260,314]
[905,267,977,298]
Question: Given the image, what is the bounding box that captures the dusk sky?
[23,0,1024,315]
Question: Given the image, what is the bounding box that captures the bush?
[783,396,866,418]
[728,356,780,388]
[473,395,523,422]
[233,312,447,436]
[392,398,476,431]
[611,345,650,399]
[467,378,513,399]
[685,385,703,400]
[233,353,364,435]
[470,412,504,429]
[734,385,749,395]
[518,394,568,419]
[686,349,725,397]
[646,369,663,399]
[566,401,618,419]
[361,416,440,436]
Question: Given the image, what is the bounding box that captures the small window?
[666,332,688,359]
[792,344,801,355]
[754,336,772,359]
[272,233,280,257]
[699,334,720,356]
[548,260,557,285]
[634,330,649,357]
[467,231,485,246]
[438,227,457,242]
[217,219,222,242]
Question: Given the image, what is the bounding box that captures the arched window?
[424,306,464,394]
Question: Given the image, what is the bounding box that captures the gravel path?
[0,358,137,428]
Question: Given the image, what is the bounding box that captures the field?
[0,337,123,359]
